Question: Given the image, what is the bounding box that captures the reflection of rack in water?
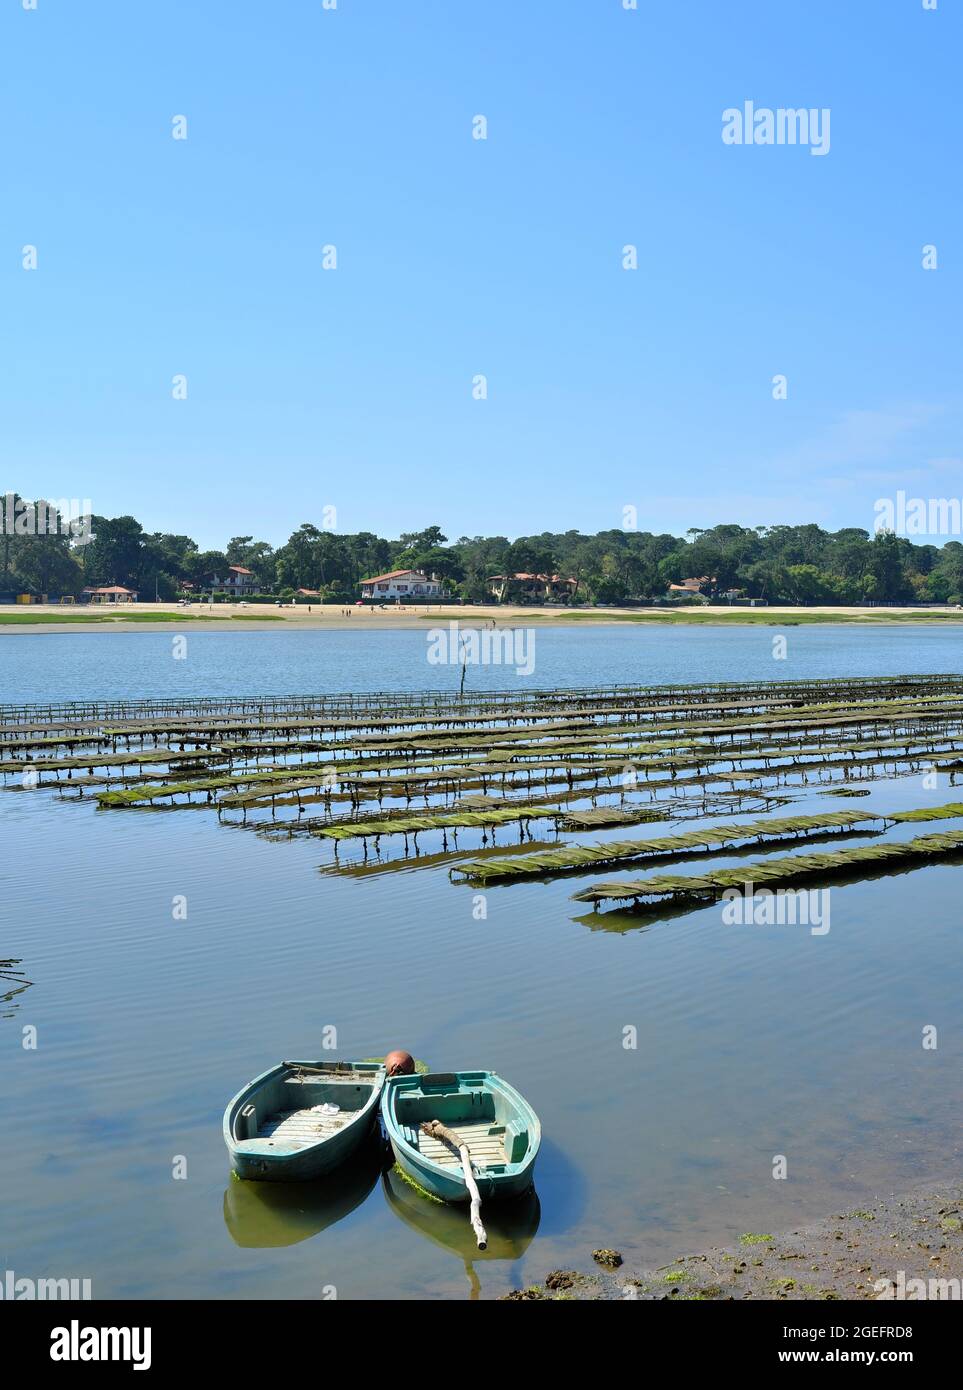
[1,959,32,1020]
[223,1132,383,1248]
[382,1167,539,1300]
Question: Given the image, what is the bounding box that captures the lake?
[3,624,963,1299]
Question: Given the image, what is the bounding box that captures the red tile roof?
[488,573,577,584]
[360,569,431,584]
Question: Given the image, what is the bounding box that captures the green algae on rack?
[572,829,963,908]
[452,801,963,885]
[7,676,963,908]
[451,809,886,884]
[316,805,561,841]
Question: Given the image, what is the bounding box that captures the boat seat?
[395,1091,462,1115]
[505,1121,528,1163]
[395,1091,496,1125]
[416,1120,508,1169]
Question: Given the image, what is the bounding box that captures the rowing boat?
[381,1070,539,1203]
[223,1059,385,1181]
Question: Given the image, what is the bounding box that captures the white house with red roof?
[666,575,714,598]
[359,569,445,601]
[207,565,257,595]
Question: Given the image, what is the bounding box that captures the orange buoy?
[385,1049,415,1077]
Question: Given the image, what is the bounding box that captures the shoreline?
[3,600,963,635]
[504,1181,963,1301]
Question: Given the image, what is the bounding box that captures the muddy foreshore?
[502,1183,963,1301]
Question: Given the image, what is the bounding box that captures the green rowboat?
[224,1059,386,1182]
[382,1070,540,1204]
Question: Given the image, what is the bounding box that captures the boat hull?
[224,1059,386,1182]
[382,1070,539,1203]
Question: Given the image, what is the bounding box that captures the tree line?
[4,499,963,605]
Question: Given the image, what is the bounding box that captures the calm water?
[3,621,963,701]
[2,625,963,1299]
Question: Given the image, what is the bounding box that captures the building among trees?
[486,573,578,603]
[81,585,138,604]
[206,565,257,596]
[359,569,446,601]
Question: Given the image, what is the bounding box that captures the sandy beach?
[3,600,963,634]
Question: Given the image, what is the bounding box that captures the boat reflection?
[382,1166,540,1298]
[223,1132,383,1248]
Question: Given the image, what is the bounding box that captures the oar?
[421,1120,488,1250]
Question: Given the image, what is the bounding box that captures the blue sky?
[2,0,960,548]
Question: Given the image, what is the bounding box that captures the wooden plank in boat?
[257,1107,349,1140]
[418,1122,508,1167]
